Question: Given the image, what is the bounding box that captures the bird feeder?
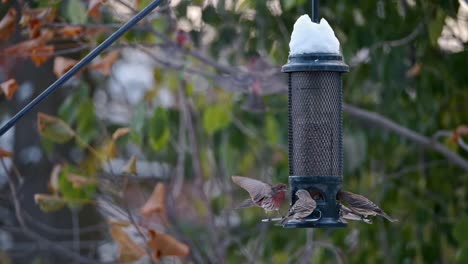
[282,52,349,227]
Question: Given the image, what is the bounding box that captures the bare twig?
[1,158,102,264]
[344,104,468,171]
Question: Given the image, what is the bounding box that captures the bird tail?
[381,212,398,223]
[235,198,255,209]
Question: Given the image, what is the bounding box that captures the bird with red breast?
[231,176,288,218]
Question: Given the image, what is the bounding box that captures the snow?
[289,15,341,55]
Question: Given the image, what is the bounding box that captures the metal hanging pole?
[311,0,319,23]
[0,0,165,136]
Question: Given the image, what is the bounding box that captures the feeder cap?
[282,53,349,73]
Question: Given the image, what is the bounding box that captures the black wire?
[311,0,319,23]
[0,0,164,136]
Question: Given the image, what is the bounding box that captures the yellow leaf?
[122,155,137,174]
[0,79,18,100]
[30,45,54,66]
[112,127,131,141]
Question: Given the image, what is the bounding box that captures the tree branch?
[343,104,468,171]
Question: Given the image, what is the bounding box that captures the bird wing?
[340,191,380,211]
[291,191,316,218]
[231,176,272,203]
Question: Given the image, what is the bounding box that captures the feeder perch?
[282,53,349,228]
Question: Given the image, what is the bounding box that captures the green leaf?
[37,113,75,143]
[456,245,468,264]
[428,9,445,47]
[148,107,170,151]
[130,105,145,145]
[65,0,87,24]
[264,115,279,144]
[453,217,468,245]
[281,0,306,11]
[58,165,96,205]
[203,105,231,135]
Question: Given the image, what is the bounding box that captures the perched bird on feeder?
[339,204,372,224]
[337,191,397,223]
[281,189,316,225]
[231,176,288,217]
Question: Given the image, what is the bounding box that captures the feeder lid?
[282,53,349,73]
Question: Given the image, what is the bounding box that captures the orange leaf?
[57,26,84,38]
[0,8,17,41]
[0,79,18,100]
[89,51,120,76]
[0,148,12,158]
[88,0,106,19]
[28,18,42,39]
[53,56,78,78]
[22,8,56,24]
[30,45,54,66]
[110,224,146,263]
[112,127,131,141]
[147,229,190,260]
[140,183,166,217]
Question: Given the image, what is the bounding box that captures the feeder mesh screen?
[288,72,343,176]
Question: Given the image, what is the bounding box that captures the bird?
[339,204,372,224]
[337,191,397,223]
[281,189,316,225]
[231,176,288,218]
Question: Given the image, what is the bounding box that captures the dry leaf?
[34,194,65,212]
[88,0,106,19]
[0,148,12,158]
[57,26,84,38]
[140,183,166,217]
[37,112,75,143]
[28,18,42,39]
[30,45,54,66]
[406,63,422,78]
[89,51,120,76]
[0,79,18,100]
[452,125,468,143]
[0,8,17,41]
[48,164,62,194]
[107,219,131,227]
[100,140,117,158]
[67,174,96,188]
[53,56,78,78]
[122,155,137,174]
[110,224,146,263]
[147,229,190,260]
[112,127,131,141]
[22,8,56,24]
[5,29,54,56]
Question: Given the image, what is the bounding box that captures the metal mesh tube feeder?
[282,53,349,228]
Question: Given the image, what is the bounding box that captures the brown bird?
[339,204,372,224]
[281,189,316,225]
[337,191,397,222]
[231,176,287,217]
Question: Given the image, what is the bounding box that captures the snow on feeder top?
[282,14,349,228]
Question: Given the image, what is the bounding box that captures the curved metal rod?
[0,0,165,136]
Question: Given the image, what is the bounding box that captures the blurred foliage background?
[0,0,468,263]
